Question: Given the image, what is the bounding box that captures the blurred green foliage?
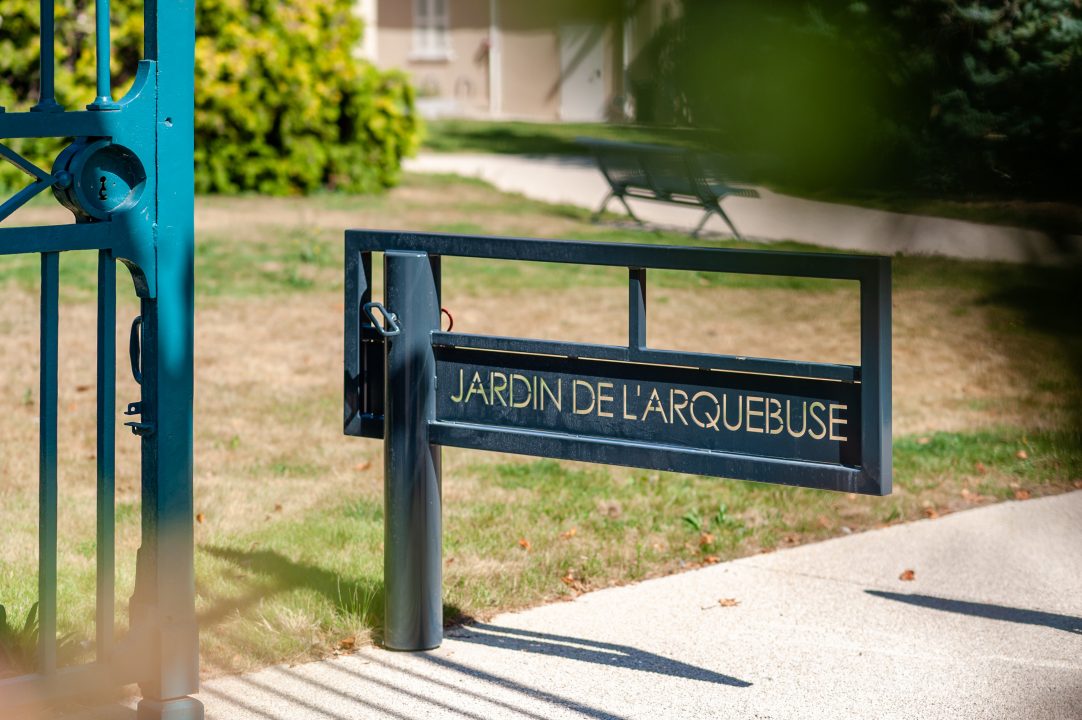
[0,0,420,194]
[632,0,1082,198]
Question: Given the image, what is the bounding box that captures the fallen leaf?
[559,527,577,540]
[274,503,283,512]
[922,507,939,519]
[899,569,916,581]
[75,384,92,393]
[1074,479,1082,489]
[354,461,371,472]
[782,534,799,545]
[518,538,531,551]
[560,570,586,592]
[699,532,715,547]
[1013,489,1031,500]
[339,636,356,651]
[196,513,205,524]
[974,461,988,474]
[446,557,455,565]
[702,555,720,565]
[718,598,739,607]
[1015,449,1029,460]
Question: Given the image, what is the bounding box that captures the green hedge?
[0,0,420,195]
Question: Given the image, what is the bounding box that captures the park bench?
[579,138,760,239]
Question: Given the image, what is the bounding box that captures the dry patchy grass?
[1,174,1079,679]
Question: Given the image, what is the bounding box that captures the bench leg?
[714,204,743,241]
[616,195,644,226]
[592,192,614,222]
[692,209,716,238]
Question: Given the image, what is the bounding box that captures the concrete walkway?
[106,491,1078,720]
[406,153,1082,265]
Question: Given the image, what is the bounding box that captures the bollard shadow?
[448,622,752,687]
[865,590,1082,634]
[199,546,386,634]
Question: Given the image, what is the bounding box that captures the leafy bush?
[0,0,420,194]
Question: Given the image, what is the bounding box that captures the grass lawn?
[422,119,1082,235]
[0,173,1080,680]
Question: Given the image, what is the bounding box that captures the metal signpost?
[345,230,892,652]
[0,1,201,718]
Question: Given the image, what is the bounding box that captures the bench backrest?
[579,138,727,204]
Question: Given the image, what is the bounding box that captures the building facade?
[359,0,680,122]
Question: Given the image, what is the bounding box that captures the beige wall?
[374,0,674,121]
[376,0,491,117]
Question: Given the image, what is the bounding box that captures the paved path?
[406,153,1082,265]
[80,491,1073,720]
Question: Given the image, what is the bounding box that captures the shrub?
[0,0,420,195]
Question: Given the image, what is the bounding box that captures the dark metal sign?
[344,230,892,651]
[436,349,861,469]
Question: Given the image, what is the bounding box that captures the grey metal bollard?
[382,251,443,650]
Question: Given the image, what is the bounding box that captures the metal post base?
[137,697,204,720]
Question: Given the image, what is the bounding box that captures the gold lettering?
[786,399,807,438]
[510,373,531,408]
[641,388,668,423]
[829,403,848,441]
[540,377,561,411]
[573,380,595,414]
[722,394,742,431]
[690,391,721,431]
[670,388,689,425]
[808,402,827,440]
[490,372,508,407]
[746,396,764,433]
[463,371,488,405]
[597,382,615,418]
[450,367,466,403]
[622,385,637,420]
[766,397,784,435]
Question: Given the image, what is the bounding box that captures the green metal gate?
[0,0,201,717]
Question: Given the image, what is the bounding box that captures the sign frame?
[344,230,891,650]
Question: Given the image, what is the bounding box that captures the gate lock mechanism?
[52,139,147,221]
[124,316,155,437]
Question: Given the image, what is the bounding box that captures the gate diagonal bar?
[344,230,892,651]
[0,0,201,717]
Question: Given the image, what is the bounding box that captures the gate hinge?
[124,401,155,437]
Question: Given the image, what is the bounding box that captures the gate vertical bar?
[38,251,59,674]
[383,251,442,651]
[89,0,118,110]
[131,0,201,716]
[32,0,61,112]
[96,252,116,660]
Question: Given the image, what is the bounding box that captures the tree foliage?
[0,0,420,194]
[636,1,1082,197]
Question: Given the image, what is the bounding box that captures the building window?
[413,0,451,60]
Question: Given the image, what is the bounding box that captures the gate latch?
[363,302,401,337]
[124,316,155,436]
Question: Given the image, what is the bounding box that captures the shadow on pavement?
[866,590,1082,634]
[449,622,752,687]
[200,644,629,720]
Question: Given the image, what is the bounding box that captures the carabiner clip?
[363,302,401,337]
